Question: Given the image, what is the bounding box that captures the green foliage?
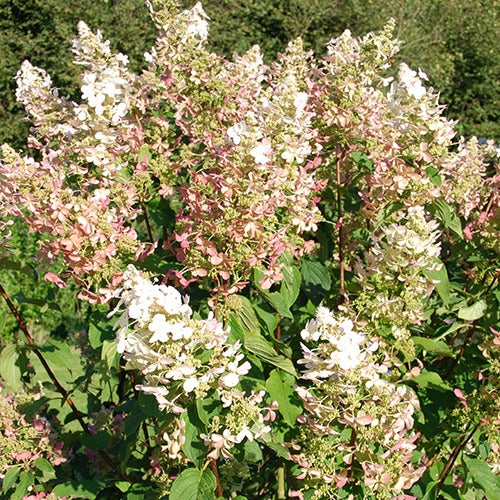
[195,0,498,139]
[0,220,89,341]
[0,0,156,150]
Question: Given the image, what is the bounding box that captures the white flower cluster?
[355,206,442,328]
[201,390,272,460]
[146,0,209,45]
[15,61,71,129]
[181,2,209,43]
[72,21,132,126]
[292,307,424,495]
[300,307,368,374]
[374,205,441,273]
[113,265,252,412]
[387,63,456,144]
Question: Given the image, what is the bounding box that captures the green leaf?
[280,262,301,308]
[420,481,438,500]
[137,145,152,162]
[148,196,176,229]
[101,339,119,369]
[377,201,404,224]
[244,333,297,376]
[301,258,331,304]
[116,481,131,493]
[425,166,442,186]
[232,296,261,334]
[52,480,103,498]
[253,304,279,336]
[81,430,112,450]
[413,337,453,356]
[464,457,500,499]
[2,466,21,493]
[261,292,293,319]
[435,322,468,341]
[0,257,37,280]
[33,457,55,477]
[138,392,161,418]
[411,371,453,392]
[458,300,487,321]
[428,198,463,239]
[265,369,302,426]
[253,268,293,318]
[0,344,24,391]
[182,408,207,469]
[196,392,222,427]
[88,310,115,349]
[11,471,33,500]
[169,468,216,500]
[423,259,450,305]
[350,151,374,173]
[37,339,79,373]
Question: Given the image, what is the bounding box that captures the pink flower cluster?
[0,390,66,480]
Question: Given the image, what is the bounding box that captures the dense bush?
[0,1,498,499]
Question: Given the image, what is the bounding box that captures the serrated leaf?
[423,260,450,305]
[265,369,302,426]
[81,430,112,450]
[0,344,23,391]
[411,371,453,392]
[413,337,453,356]
[2,466,21,493]
[182,408,207,469]
[458,300,487,321]
[244,333,297,376]
[464,457,500,499]
[169,468,216,500]
[233,296,261,334]
[33,457,55,475]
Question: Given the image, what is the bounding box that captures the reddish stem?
[0,282,131,482]
[436,422,480,494]
[210,458,223,497]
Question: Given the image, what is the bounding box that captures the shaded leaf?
[464,457,500,499]
[413,337,453,357]
[423,260,450,305]
[411,371,453,392]
[170,468,216,500]
[0,344,23,391]
[2,466,21,493]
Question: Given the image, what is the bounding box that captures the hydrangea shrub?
[0,1,498,498]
